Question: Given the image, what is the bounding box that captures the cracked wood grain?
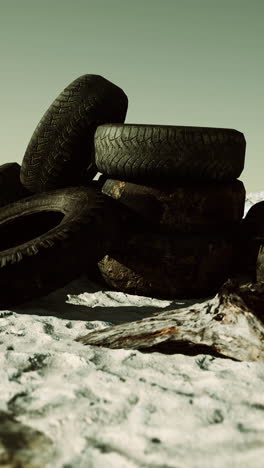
[76,278,264,362]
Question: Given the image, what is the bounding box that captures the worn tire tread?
[21,75,128,192]
[95,124,246,183]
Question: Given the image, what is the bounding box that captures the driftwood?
[76,278,264,362]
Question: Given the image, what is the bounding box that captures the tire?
[97,231,235,298]
[233,201,264,279]
[94,124,246,183]
[102,178,245,233]
[0,163,30,206]
[0,186,119,307]
[20,75,128,193]
[240,201,264,238]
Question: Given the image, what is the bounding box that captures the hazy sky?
[0,0,263,192]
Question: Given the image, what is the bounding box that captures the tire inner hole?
[0,211,65,250]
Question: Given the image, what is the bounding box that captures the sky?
[0,0,263,193]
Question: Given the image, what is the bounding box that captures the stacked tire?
[0,75,128,307]
[0,73,248,305]
[94,123,246,298]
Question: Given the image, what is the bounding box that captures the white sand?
[0,190,263,467]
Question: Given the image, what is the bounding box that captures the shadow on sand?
[13,275,213,326]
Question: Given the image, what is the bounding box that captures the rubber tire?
[94,123,246,183]
[233,202,264,279]
[240,201,264,238]
[0,186,119,307]
[97,231,235,298]
[0,163,30,206]
[20,75,128,193]
[102,178,245,233]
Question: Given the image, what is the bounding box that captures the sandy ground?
[0,191,263,468]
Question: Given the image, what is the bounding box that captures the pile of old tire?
[0,74,128,307]
[93,123,246,298]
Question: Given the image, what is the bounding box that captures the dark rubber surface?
[20,75,128,192]
[0,186,118,306]
[95,124,246,183]
[240,201,264,238]
[98,231,235,299]
[0,163,30,206]
[233,201,264,279]
[102,178,246,233]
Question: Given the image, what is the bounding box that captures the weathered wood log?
[76,278,264,362]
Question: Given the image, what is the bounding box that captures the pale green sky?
[0,0,263,192]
